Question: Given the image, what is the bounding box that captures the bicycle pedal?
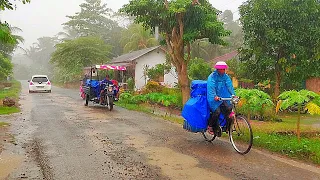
[215,127,222,137]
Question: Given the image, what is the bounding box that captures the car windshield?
[32,77,48,82]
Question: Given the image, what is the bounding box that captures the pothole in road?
[88,130,166,179]
[125,135,229,180]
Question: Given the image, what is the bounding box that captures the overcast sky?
[1,0,245,50]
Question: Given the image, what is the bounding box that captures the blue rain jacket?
[207,70,235,112]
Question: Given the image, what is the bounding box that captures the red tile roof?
[211,50,238,63]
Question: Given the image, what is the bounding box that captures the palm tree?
[0,22,21,44]
[57,26,80,42]
[120,24,158,53]
[0,23,24,57]
[190,39,210,60]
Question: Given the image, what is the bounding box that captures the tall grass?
[0,80,21,115]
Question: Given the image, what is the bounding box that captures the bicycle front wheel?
[229,115,253,154]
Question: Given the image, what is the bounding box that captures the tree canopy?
[50,36,112,83]
[0,23,24,80]
[25,37,58,75]
[0,0,30,10]
[63,0,123,56]
[121,0,229,104]
[239,0,320,97]
[0,0,30,80]
[0,53,13,79]
[188,57,212,80]
[120,23,158,53]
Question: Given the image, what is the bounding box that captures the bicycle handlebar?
[219,96,240,104]
[220,97,232,101]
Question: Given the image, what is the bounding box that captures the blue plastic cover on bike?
[190,80,207,98]
[86,79,100,88]
[182,80,210,132]
[86,79,101,98]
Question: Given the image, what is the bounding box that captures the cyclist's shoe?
[207,126,215,135]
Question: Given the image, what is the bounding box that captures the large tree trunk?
[164,12,191,105]
[274,70,281,98]
[168,40,190,105]
[178,62,190,105]
[274,52,283,99]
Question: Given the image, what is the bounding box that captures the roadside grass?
[115,102,184,124]
[0,80,21,99]
[0,80,21,115]
[116,102,153,114]
[252,130,320,164]
[0,122,9,127]
[251,114,320,164]
[117,101,320,165]
[0,106,20,115]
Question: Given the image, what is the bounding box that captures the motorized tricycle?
[80,79,86,100]
[83,64,126,111]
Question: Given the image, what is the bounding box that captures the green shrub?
[127,77,134,91]
[119,93,133,104]
[162,87,180,95]
[145,81,164,93]
[188,57,212,80]
[130,94,146,104]
[120,92,183,109]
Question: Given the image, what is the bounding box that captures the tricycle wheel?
[85,94,89,106]
[107,96,113,111]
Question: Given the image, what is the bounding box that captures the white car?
[28,75,52,93]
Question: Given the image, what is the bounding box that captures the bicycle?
[202,96,253,154]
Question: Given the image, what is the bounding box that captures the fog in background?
[1,0,245,80]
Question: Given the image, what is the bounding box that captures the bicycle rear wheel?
[229,115,253,154]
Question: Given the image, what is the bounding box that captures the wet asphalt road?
[2,82,320,180]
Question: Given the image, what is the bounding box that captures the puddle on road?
[125,135,229,180]
[0,153,23,179]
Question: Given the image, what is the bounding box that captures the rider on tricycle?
[83,64,126,111]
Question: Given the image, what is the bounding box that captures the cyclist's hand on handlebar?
[214,96,220,101]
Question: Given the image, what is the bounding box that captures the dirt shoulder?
[0,125,10,154]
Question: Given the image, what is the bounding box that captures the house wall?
[306,77,320,93]
[135,50,164,90]
[163,67,178,87]
[135,50,178,90]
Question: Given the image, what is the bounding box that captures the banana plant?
[278,90,320,141]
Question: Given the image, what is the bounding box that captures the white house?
[110,46,178,90]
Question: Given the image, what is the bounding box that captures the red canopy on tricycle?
[95,64,126,71]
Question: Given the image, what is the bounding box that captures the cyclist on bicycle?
[207,61,236,136]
